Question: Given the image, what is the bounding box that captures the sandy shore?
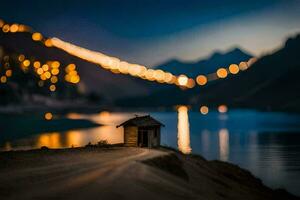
[0,147,298,200]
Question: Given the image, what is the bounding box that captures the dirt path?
[0,148,177,200]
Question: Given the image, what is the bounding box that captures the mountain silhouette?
[154,47,252,77]
[118,33,300,112]
[196,33,300,111]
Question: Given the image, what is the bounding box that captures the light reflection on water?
[219,128,229,161]
[37,132,61,148]
[1,110,300,195]
[177,106,192,154]
[0,112,140,150]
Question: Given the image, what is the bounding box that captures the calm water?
[1,109,300,195]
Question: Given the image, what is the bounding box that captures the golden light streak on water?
[177,106,192,154]
[66,131,85,147]
[219,129,229,161]
[36,132,61,148]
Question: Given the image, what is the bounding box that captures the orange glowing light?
[44,112,53,120]
[23,60,30,67]
[200,106,209,115]
[18,54,25,62]
[2,24,10,32]
[196,75,207,85]
[42,64,49,71]
[69,71,77,76]
[66,64,76,72]
[99,111,111,118]
[32,32,43,41]
[33,61,41,68]
[51,68,59,75]
[51,61,60,68]
[49,84,56,92]
[5,70,12,77]
[44,71,51,79]
[0,76,7,83]
[153,70,165,82]
[186,78,195,88]
[65,74,70,82]
[247,57,257,67]
[70,75,80,84]
[40,74,47,80]
[17,24,28,32]
[218,105,228,113]
[163,72,173,83]
[50,76,58,83]
[239,62,248,71]
[217,68,228,78]
[178,105,188,113]
[119,62,129,74]
[37,68,44,75]
[177,75,188,86]
[0,19,4,27]
[44,39,53,47]
[10,24,19,33]
[229,64,239,74]
[145,69,155,80]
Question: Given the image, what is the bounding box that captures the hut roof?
[116,115,164,128]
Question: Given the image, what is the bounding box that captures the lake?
[1,108,300,195]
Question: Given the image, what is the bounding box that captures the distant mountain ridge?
[117,33,300,112]
[154,47,253,77]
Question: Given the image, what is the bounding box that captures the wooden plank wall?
[124,126,138,147]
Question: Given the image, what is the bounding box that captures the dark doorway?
[138,129,148,147]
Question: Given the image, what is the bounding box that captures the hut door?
[138,129,148,147]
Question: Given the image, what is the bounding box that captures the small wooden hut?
[116,115,164,148]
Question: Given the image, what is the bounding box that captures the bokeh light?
[200,106,209,115]
[217,68,228,78]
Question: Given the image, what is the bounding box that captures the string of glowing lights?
[195,57,257,86]
[0,18,258,89]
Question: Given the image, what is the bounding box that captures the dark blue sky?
[2,0,300,66]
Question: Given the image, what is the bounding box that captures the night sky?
[2,0,300,66]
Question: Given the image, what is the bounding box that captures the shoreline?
[0,115,101,143]
[0,146,299,200]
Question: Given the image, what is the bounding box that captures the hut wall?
[153,128,161,147]
[148,129,154,147]
[157,128,161,147]
[148,127,161,147]
[124,126,138,147]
